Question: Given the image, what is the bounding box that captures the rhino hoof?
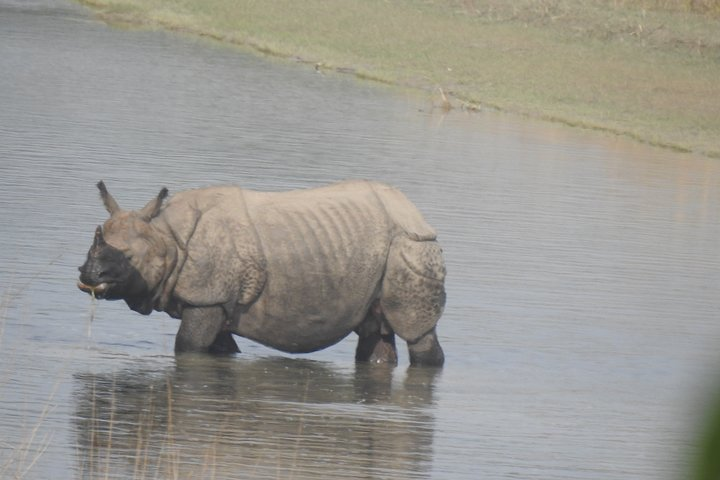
[208,331,241,355]
[355,332,398,364]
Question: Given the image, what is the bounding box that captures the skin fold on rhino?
[78,180,446,366]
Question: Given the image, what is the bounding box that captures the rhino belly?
[236,195,392,353]
[238,294,371,353]
[237,259,386,353]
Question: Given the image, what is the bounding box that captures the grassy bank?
[78,0,720,157]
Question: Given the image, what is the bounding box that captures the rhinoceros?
[78,180,446,366]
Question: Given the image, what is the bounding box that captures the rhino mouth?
[77,281,110,299]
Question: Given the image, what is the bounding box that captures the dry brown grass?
[78,0,720,156]
[620,0,720,15]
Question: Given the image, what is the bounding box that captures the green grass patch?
[78,0,720,157]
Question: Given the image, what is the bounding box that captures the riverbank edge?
[76,0,720,159]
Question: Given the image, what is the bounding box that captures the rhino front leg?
[175,306,239,354]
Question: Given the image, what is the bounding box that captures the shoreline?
[77,0,720,158]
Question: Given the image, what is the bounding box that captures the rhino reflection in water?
[78,181,446,365]
[73,359,438,478]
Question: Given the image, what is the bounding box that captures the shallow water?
[1,1,720,478]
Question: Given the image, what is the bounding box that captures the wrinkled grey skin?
[78,180,446,366]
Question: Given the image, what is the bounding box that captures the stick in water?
[87,288,96,339]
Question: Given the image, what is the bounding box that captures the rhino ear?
[139,187,168,221]
[97,181,121,216]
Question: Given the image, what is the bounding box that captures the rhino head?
[78,181,172,314]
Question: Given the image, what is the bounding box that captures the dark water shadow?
[73,356,440,479]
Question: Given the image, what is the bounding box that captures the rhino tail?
[369,182,437,241]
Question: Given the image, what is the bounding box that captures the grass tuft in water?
[0,289,60,479]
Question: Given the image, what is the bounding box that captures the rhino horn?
[92,225,106,248]
[139,187,169,221]
[97,181,121,216]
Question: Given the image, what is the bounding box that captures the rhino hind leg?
[355,331,398,364]
[380,236,446,367]
[355,300,398,364]
[407,328,444,367]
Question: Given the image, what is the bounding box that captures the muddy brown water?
[2,1,720,478]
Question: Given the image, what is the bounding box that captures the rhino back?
[367,182,437,241]
[238,182,395,353]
